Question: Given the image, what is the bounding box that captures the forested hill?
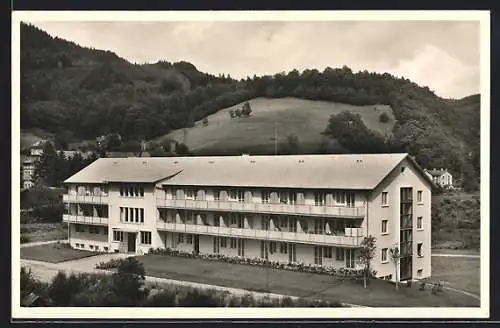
[20,22,480,187]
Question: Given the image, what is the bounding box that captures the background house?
[424,168,453,189]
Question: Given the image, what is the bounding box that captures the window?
[381,220,388,234]
[262,191,270,203]
[135,208,139,223]
[269,242,277,254]
[172,189,178,200]
[120,187,124,196]
[417,190,423,203]
[314,192,326,206]
[178,234,184,243]
[95,245,100,251]
[381,248,388,262]
[140,208,145,223]
[261,216,270,230]
[214,190,220,201]
[417,216,423,229]
[381,192,388,206]
[75,224,84,233]
[185,189,194,199]
[279,217,288,229]
[417,269,423,278]
[104,228,108,236]
[324,247,333,259]
[280,243,288,254]
[335,248,345,261]
[89,226,99,234]
[186,234,193,244]
[113,231,123,242]
[417,243,423,257]
[220,237,228,248]
[140,231,152,245]
[237,190,244,203]
[230,238,237,249]
[228,214,236,226]
[140,187,144,197]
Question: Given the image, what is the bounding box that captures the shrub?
[177,288,221,307]
[48,271,83,306]
[95,258,124,269]
[143,290,177,307]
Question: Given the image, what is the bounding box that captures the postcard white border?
[11,10,490,319]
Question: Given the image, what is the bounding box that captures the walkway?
[21,239,68,248]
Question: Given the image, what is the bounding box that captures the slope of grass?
[162,97,395,154]
[431,192,480,250]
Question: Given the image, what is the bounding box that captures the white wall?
[367,158,432,281]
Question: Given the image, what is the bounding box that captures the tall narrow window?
[417,243,423,257]
[381,192,388,206]
[417,190,423,203]
[381,248,388,262]
[140,208,144,223]
[381,220,388,234]
[417,216,423,229]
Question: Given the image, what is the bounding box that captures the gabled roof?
[64,153,431,190]
[425,168,451,177]
[64,157,182,184]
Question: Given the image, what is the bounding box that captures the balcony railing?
[156,198,365,218]
[156,221,365,247]
[63,214,109,226]
[63,194,109,204]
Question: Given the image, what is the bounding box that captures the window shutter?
[244,191,252,203]
[326,193,333,206]
[297,193,305,205]
[177,189,184,199]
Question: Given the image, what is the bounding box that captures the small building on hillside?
[424,168,453,189]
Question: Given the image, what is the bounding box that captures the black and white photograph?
[12,10,489,319]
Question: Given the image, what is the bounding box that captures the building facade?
[62,153,433,281]
[424,169,453,189]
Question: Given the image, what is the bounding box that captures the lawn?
[21,222,68,243]
[20,243,97,263]
[431,256,480,296]
[159,97,395,154]
[135,254,479,307]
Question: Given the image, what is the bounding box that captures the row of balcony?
[155,221,365,247]
[63,194,109,204]
[62,213,365,246]
[63,214,109,226]
[156,198,366,218]
[62,194,366,219]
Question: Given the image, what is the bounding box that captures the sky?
[29,20,480,99]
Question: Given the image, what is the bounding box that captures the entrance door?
[127,232,136,253]
[345,249,355,268]
[194,235,200,254]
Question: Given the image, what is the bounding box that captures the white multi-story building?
[62,153,433,282]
